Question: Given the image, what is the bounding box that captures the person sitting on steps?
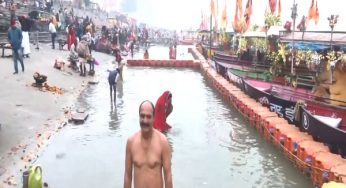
[33,72,47,87]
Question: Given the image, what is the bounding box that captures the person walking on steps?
[49,17,57,49]
[8,19,24,74]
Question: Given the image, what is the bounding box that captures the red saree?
[154,91,173,132]
[67,28,76,51]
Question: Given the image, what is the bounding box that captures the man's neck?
[141,129,153,140]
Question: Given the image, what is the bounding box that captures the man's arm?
[18,29,23,43]
[124,138,133,188]
[162,137,172,188]
[7,30,11,43]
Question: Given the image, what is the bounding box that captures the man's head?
[138,100,155,133]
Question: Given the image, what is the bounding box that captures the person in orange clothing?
[143,49,149,59]
[153,91,173,132]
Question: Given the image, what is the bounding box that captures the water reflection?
[109,105,119,131]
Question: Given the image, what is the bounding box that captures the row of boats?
[204,46,346,158]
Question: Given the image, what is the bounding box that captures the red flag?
[210,0,215,16]
[314,0,319,25]
[269,0,277,14]
[278,0,282,17]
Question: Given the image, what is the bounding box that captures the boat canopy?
[280,31,346,45]
[286,42,330,51]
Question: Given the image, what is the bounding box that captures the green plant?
[251,38,267,52]
[264,12,281,29]
[237,36,248,54]
[265,44,287,77]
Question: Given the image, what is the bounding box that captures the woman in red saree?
[154,91,173,132]
[67,25,76,51]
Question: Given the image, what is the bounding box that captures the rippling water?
[36,52,312,187]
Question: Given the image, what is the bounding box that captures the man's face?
[139,103,154,133]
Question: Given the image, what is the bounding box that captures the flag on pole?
[269,0,277,14]
[308,0,316,21]
[244,0,252,31]
[215,0,219,29]
[307,0,319,25]
[233,0,243,33]
[221,2,227,29]
[278,0,282,17]
[314,0,319,25]
[210,0,215,17]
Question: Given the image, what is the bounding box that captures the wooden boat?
[228,67,272,81]
[299,107,346,157]
[212,49,316,89]
[230,72,346,157]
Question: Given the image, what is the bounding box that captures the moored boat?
[227,70,346,157]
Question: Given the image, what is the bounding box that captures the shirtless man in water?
[124,101,173,188]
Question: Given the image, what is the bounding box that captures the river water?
[35,47,312,188]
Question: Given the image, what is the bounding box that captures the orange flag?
[314,0,319,25]
[239,0,243,18]
[233,0,243,33]
[278,0,282,17]
[221,3,227,29]
[210,0,215,17]
[244,0,252,31]
[215,0,219,29]
[308,0,316,21]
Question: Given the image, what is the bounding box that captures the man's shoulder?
[127,131,140,142]
[154,130,168,143]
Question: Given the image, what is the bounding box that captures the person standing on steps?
[18,16,33,58]
[49,17,57,49]
[8,19,24,74]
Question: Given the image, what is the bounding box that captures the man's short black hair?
[139,100,155,116]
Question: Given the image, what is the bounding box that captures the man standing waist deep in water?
[124,101,172,188]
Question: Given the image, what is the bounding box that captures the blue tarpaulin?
[286,42,330,51]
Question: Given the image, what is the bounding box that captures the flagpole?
[291,0,297,75]
[210,14,212,58]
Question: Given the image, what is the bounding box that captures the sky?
[94,0,346,31]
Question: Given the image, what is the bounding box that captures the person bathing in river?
[153,91,173,132]
[124,100,172,188]
[108,66,120,103]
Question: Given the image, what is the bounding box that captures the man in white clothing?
[48,18,56,49]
